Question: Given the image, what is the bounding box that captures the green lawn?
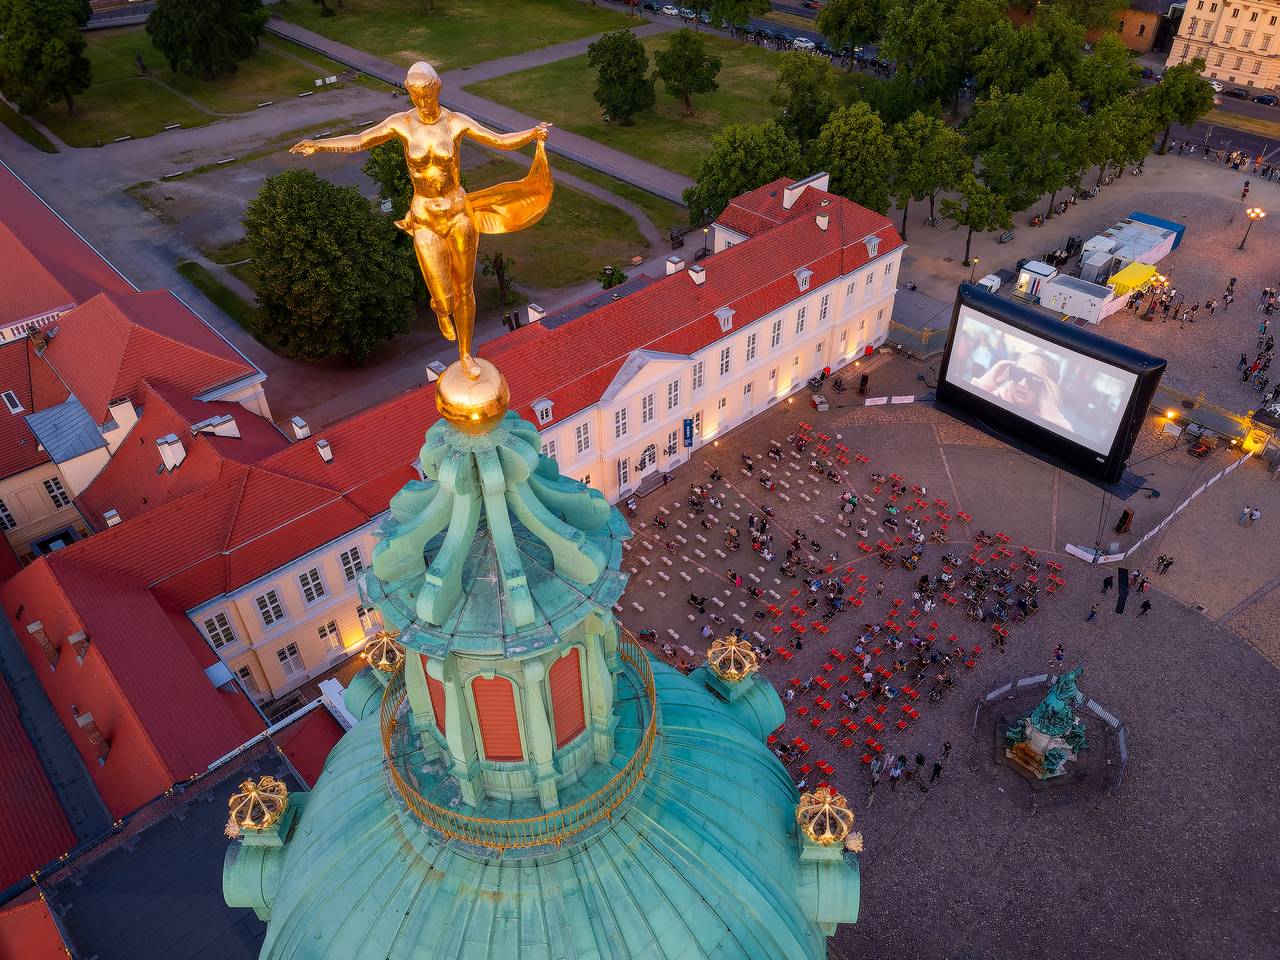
[467,33,868,177]
[275,0,639,72]
[34,28,356,147]
[0,100,58,153]
[176,260,270,344]
[548,153,687,234]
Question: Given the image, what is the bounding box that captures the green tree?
[481,251,518,305]
[947,0,1006,107]
[598,264,628,289]
[816,0,881,66]
[654,28,722,117]
[940,172,1011,265]
[362,141,413,219]
[809,101,895,213]
[243,170,414,362]
[586,29,655,126]
[974,8,1083,96]
[711,0,770,29]
[879,0,959,107]
[1142,58,1214,154]
[1083,96,1156,187]
[1044,0,1128,31]
[890,111,968,237]
[1072,33,1138,111]
[0,0,91,114]
[683,119,802,224]
[146,0,269,81]
[772,51,841,145]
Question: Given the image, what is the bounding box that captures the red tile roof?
[272,706,346,787]
[40,291,256,421]
[0,222,75,330]
[0,676,77,890]
[717,176,850,238]
[0,893,70,959]
[0,340,50,480]
[0,161,133,304]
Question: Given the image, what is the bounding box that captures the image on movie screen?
[946,306,1138,454]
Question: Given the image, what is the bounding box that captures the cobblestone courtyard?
[615,357,1280,960]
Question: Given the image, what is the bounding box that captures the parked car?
[793,36,816,51]
[679,7,696,20]
[1253,93,1278,106]
[1207,78,1224,92]
[803,1,823,9]
[644,2,663,10]
[1224,87,1251,99]
[697,10,712,24]
[661,4,680,15]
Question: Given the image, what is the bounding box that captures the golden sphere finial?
[796,787,857,846]
[225,776,289,838]
[363,629,403,673]
[435,358,509,435]
[707,634,758,682]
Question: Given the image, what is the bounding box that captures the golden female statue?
[291,61,552,427]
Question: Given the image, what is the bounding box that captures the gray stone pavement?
[612,354,1280,959]
[266,18,694,203]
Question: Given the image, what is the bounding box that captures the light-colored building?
[1167,0,1280,90]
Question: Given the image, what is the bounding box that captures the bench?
[996,230,1015,244]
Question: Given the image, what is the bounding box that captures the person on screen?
[970,352,1073,433]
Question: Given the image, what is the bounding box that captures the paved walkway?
[265,18,694,204]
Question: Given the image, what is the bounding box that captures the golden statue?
[291,61,553,432]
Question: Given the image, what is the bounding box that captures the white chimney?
[688,264,706,286]
[290,415,311,439]
[666,255,685,276]
[192,414,239,438]
[526,303,546,323]
[425,361,447,382]
[156,433,186,471]
[103,509,121,527]
[316,439,333,463]
[816,213,829,232]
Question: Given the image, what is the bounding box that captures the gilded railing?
[379,630,658,852]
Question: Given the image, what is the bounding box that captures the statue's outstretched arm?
[458,115,551,151]
[291,116,400,156]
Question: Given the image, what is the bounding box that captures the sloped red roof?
[0,893,69,959]
[0,676,77,890]
[272,706,346,787]
[40,291,256,421]
[717,176,856,238]
[0,160,133,305]
[0,340,50,480]
[0,222,75,330]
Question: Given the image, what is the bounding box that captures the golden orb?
[707,635,759,682]
[796,787,856,846]
[435,358,509,435]
[363,629,403,672]
[225,776,289,838]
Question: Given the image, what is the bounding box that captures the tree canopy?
[809,101,896,213]
[243,170,415,362]
[1072,33,1138,111]
[891,111,969,237]
[878,0,959,107]
[586,29,655,126]
[1142,58,1214,153]
[683,119,801,225]
[815,0,882,57]
[772,51,842,145]
[362,141,413,219]
[940,171,1011,265]
[146,0,269,80]
[974,8,1084,96]
[654,28,722,117]
[710,0,770,28]
[1043,0,1128,31]
[0,0,91,114]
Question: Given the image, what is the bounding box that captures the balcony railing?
[379,629,658,852]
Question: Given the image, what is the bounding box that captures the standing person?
[1051,643,1065,665]
[1138,598,1152,616]
[1086,603,1099,622]
[1102,574,1114,594]
[929,759,944,784]
[1240,506,1253,526]
[876,580,885,597]
[889,758,903,791]
[942,740,952,761]
[1250,507,1261,525]
[1161,557,1175,575]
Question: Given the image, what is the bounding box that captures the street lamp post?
[969,257,981,283]
[701,226,709,259]
[1238,206,1265,250]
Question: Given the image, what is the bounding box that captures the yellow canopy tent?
[1108,262,1157,298]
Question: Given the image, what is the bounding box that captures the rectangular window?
[846,281,855,296]
[877,308,884,323]
[1230,7,1238,17]
[692,360,705,392]
[276,642,304,677]
[339,546,364,583]
[1225,27,1234,42]
[1189,16,1199,32]
[666,429,678,455]
[1203,21,1213,36]
[237,666,260,696]
[718,396,727,410]
[667,378,680,410]
[575,421,591,455]
[1244,30,1254,44]
[1196,0,1202,8]
[357,604,378,633]
[43,477,71,509]
[795,307,807,336]
[202,612,238,649]
[1262,34,1272,51]
[1253,60,1262,73]
[614,407,628,440]
[641,393,654,424]
[839,328,848,343]
[719,346,731,377]
[256,590,285,626]
[743,381,753,397]
[746,332,757,362]
[1250,10,1258,21]
[0,498,14,531]
[865,272,874,287]
[770,318,782,348]
[884,263,893,278]
[318,620,341,653]
[769,367,777,381]
[582,474,592,487]
[693,411,702,437]
[1215,51,1224,64]
[617,457,630,488]
[818,295,829,324]
[541,438,557,460]
[299,567,326,604]
[1,390,22,414]
[1235,55,1243,68]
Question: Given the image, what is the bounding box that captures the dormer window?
[715,307,735,332]
[532,398,553,425]
[794,268,813,292]
[864,234,881,258]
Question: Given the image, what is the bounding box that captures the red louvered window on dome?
[424,660,446,735]
[549,648,586,748]
[472,676,523,761]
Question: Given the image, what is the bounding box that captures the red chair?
[896,719,908,730]
[842,737,856,750]
[861,753,873,764]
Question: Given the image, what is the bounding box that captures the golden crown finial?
[225,776,289,839]
[707,635,758,682]
[796,787,858,846]
[362,629,403,673]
